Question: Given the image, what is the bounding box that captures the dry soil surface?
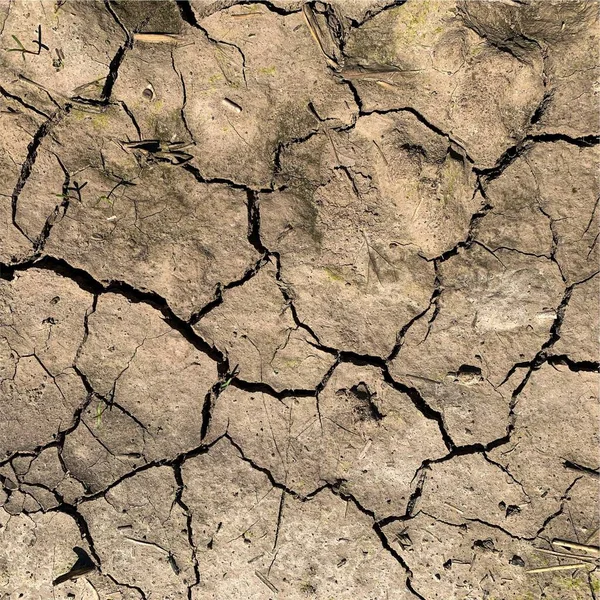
[0,1,599,599]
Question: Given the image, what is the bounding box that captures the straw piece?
[532,547,597,564]
[527,563,588,573]
[133,33,183,44]
[553,539,600,556]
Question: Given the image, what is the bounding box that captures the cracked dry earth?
[0,1,599,600]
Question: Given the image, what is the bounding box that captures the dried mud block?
[383,513,538,600]
[111,13,193,144]
[0,1,597,599]
[0,268,92,372]
[0,499,188,600]
[0,269,91,457]
[204,387,323,493]
[0,98,47,262]
[62,396,147,495]
[66,294,217,489]
[76,294,173,397]
[316,362,448,518]
[87,302,217,462]
[79,466,195,599]
[262,109,486,354]
[15,446,85,510]
[0,509,93,599]
[183,438,413,599]
[553,275,600,363]
[23,104,257,320]
[458,0,600,138]
[414,453,531,537]
[478,142,600,285]
[177,3,357,188]
[195,262,336,391]
[344,0,544,168]
[208,363,447,518]
[488,365,599,537]
[0,0,125,107]
[389,244,564,445]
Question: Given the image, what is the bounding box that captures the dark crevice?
[273,129,320,176]
[340,77,364,114]
[119,100,142,140]
[361,105,474,163]
[246,190,269,254]
[530,90,553,125]
[225,434,298,496]
[534,476,582,539]
[547,355,600,373]
[272,489,286,551]
[34,154,71,253]
[563,461,600,477]
[174,0,201,27]
[477,133,599,183]
[52,503,102,565]
[191,0,301,20]
[200,380,223,441]
[11,110,64,243]
[230,377,316,399]
[105,574,147,600]
[173,462,200,600]
[0,84,51,119]
[0,255,227,372]
[590,572,599,600]
[378,464,428,528]
[353,0,409,27]
[331,488,427,600]
[270,251,323,344]
[188,255,268,325]
[387,273,441,362]
[382,367,455,451]
[227,0,301,16]
[483,452,530,500]
[100,1,132,103]
[417,178,491,266]
[183,162,282,194]
[100,45,129,103]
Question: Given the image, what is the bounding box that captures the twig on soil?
[527,563,589,573]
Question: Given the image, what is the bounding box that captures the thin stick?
[527,563,588,573]
[553,539,600,556]
[532,547,597,564]
[133,33,183,44]
[255,570,278,593]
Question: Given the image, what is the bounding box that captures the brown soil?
[0,1,598,599]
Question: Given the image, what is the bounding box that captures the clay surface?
[0,1,598,599]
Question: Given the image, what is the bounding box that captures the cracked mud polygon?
[0,1,598,599]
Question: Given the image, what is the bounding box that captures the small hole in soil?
[473,539,495,551]
[510,555,525,567]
